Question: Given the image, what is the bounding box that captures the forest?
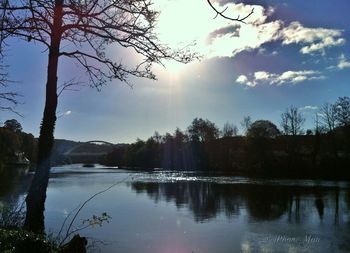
[103,97,350,180]
[2,96,349,180]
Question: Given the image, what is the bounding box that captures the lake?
[1,164,350,253]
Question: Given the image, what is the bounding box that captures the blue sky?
[1,0,350,143]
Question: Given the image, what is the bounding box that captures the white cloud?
[236,75,256,87]
[266,6,275,16]
[274,70,325,84]
[206,17,282,58]
[156,1,345,59]
[254,71,270,80]
[337,54,350,69]
[64,110,72,116]
[300,105,318,111]
[236,75,248,83]
[280,22,345,54]
[156,0,282,58]
[236,70,324,87]
[57,110,72,118]
[258,48,279,56]
[258,48,266,54]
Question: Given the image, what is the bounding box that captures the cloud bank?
[156,0,347,87]
[156,0,346,59]
[280,22,345,55]
[236,70,325,87]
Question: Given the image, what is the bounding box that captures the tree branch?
[207,0,254,24]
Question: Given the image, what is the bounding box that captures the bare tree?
[221,121,238,137]
[240,116,252,135]
[0,62,19,114]
[319,103,337,132]
[0,11,18,113]
[280,105,305,136]
[0,0,198,233]
[314,112,326,135]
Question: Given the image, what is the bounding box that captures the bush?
[0,228,58,253]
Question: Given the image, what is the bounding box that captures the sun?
[153,0,216,75]
[154,0,216,56]
[153,0,271,60]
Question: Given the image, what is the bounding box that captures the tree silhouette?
[3,118,22,133]
[0,0,197,233]
[0,62,19,113]
[247,120,280,139]
[187,118,219,143]
[240,116,252,135]
[280,105,305,136]
[319,103,337,132]
[221,121,238,137]
[334,97,350,126]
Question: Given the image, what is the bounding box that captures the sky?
[1,0,350,143]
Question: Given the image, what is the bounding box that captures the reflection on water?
[2,165,350,253]
[128,179,350,253]
[127,170,350,225]
[130,181,348,224]
[0,168,30,209]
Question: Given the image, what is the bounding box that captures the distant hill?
[51,139,128,165]
[51,139,82,165]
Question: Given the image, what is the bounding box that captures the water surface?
[2,164,350,253]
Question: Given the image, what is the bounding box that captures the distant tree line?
[0,119,37,175]
[104,97,350,179]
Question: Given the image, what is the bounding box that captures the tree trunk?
[24,0,63,233]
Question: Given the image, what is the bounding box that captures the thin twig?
[59,175,132,246]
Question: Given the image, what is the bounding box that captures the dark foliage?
[0,123,37,173]
[0,228,57,253]
[3,119,22,133]
[103,115,350,180]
